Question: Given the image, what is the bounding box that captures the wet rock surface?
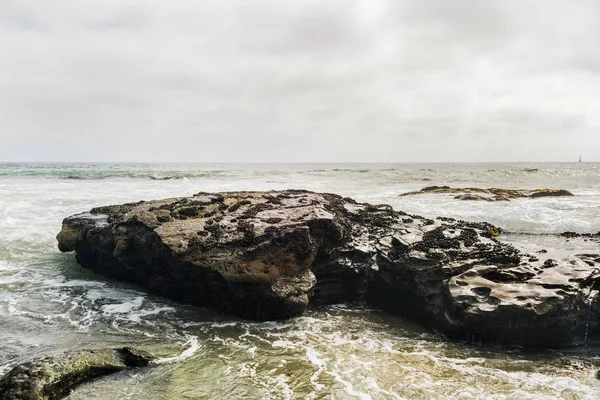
[57,190,600,346]
[561,231,600,244]
[0,347,154,400]
[401,186,575,202]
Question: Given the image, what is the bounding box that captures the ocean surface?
[1,162,600,399]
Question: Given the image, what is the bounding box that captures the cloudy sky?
[1,0,599,162]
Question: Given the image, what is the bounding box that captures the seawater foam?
[101,296,145,315]
[89,296,175,337]
[395,194,600,235]
[70,212,109,228]
[153,336,200,364]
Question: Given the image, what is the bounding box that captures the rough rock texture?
[57,190,600,346]
[561,231,600,243]
[0,347,154,400]
[400,186,575,202]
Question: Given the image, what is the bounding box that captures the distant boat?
[579,155,582,163]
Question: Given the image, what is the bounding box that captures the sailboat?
[579,155,582,163]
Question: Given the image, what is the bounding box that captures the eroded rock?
[0,347,154,400]
[56,190,600,346]
[401,186,575,202]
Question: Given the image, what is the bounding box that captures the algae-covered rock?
[0,347,154,400]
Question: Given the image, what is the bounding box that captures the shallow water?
[1,162,600,399]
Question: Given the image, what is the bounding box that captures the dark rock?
[559,232,600,247]
[0,347,154,400]
[530,189,574,198]
[401,187,575,202]
[421,185,451,192]
[57,190,600,346]
[561,231,600,239]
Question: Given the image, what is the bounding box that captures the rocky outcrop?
[0,347,154,400]
[57,190,600,346]
[561,231,600,242]
[401,186,575,201]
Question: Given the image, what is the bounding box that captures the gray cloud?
[0,0,599,162]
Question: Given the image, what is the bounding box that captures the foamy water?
[1,162,600,399]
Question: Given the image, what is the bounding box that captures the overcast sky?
[1,0,599,162]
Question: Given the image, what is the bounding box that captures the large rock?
[57,190,600,346]
[0,347,154,400]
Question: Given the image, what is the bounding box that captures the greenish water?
[1,162,600,399]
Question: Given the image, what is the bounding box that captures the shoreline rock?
[400,186,575,202]
[0,347,154,400]
[561,231,600,240]
[57,190,600,346]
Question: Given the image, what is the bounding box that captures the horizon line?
[0,160,597,164]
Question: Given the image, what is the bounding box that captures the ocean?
[1,162,600,399]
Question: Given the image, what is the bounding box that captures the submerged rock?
[57,190,600,346]
[401,186,575,202]
[0,347,154,400]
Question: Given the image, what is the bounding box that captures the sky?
[1,0,599,162]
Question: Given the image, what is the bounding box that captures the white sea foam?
[153,336,200,364]
[102,297,144,315]
[71,212,109,225]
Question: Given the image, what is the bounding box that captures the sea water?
[1,162,600,399]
